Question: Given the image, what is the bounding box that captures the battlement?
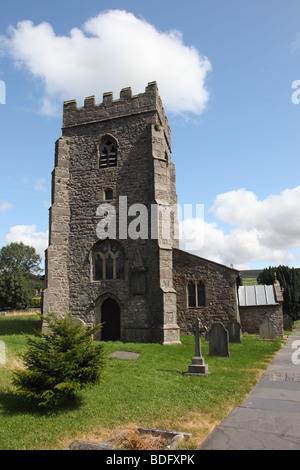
[62,82,170,137]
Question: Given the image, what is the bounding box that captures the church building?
[42,82,240,343]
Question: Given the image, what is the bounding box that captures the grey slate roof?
[238,285,278,307]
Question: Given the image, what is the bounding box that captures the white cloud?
[290,32,300,53]
[0,201,14,213]
[0,10,212,116]
[179,186,300,267]
[211,186,300,249]
[34,178,47,192]
[5,225,48,259]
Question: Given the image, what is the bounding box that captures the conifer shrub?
[30,297,41,309]
[13,311,108,408]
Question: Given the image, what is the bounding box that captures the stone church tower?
[43,82,181,344]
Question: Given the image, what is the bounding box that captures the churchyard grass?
[0,314,284,450]
[241,277,258,286]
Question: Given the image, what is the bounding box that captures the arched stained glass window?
[93,240,124,281]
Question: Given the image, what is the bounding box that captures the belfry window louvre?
[188,281,205,308]
[100,137,117,168]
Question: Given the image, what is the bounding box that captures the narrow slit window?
[105,189,113,200]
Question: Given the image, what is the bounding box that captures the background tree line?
[258,265,300,320]
[0,242,44,310]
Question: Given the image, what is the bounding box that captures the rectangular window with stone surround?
[187,282,205,308]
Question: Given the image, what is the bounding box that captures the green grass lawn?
[0,314,284,450]
[241,277,258,286]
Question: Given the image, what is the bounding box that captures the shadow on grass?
[0,316,42,337]
[157,369,188,375]
[0,389,85,417]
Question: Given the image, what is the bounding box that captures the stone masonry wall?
[43,136,70,320]
[239,304,283,337]
[173,248,240,334]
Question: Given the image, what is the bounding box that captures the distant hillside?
[239,269,263,286]
[240,269,263,278]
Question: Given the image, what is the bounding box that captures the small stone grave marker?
[108,351,140,360]
[226,318,241,343]
[259,315,275,341]
[283,314,293,332]
[207,322,229,357]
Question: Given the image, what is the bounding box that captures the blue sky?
[0,0,300,271]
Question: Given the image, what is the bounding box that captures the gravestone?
[185,319,209,375]
[207,322,229,357]
[108,351,140,360]
[283,314,293,332]
[0,312,6,317]
[205,329,209,342]
[226,318,241,343]
[72,317,86,327]
[259,315,275,341]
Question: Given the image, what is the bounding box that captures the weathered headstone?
[208,322,229,357]
[68,440,119,450]
[0,312,6,317]
[283,314,293,332]
[226,318,241,343]
[72,317,86,327]
[205,328,210,342]
[260,315,275,341]
[108,351,140,360]
[185,319,209,375]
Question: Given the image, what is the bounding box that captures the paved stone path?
[198,325,300,450]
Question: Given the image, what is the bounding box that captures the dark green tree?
[13,311,108,408]
[0,242,42,309]
[258,265,300,320]
[0,272,33,309]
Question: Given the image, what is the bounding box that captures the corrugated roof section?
[238,285,278,307]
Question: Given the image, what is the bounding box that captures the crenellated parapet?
[62,81,171,144]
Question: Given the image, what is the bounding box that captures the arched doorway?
[100,298,121,341]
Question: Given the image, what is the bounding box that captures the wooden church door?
[101,298,120,341]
